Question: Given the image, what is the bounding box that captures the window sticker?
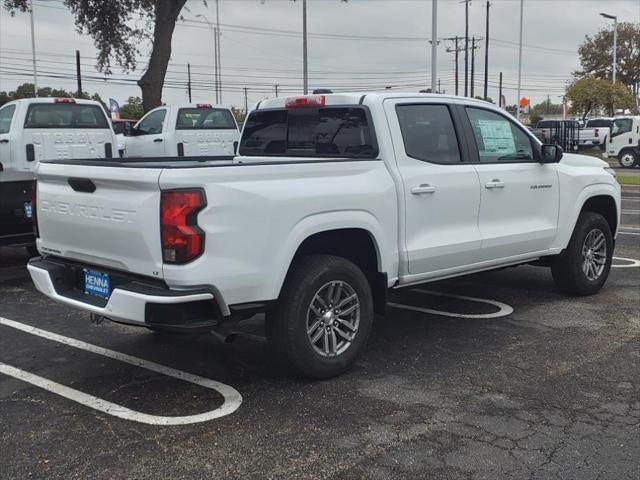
[477,119,515,156]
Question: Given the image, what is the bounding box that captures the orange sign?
[519,97,530,109]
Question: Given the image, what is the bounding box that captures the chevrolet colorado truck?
[28,93,621,379]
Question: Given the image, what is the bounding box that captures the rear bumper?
[28,257,221,331]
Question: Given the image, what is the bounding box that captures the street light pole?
[196,14,219,104]
[516,0,524,120]
[431,0,438,93]
[600,12,618,83]
[215,0,222,102]
[29,0,38,97]
[302,0,308,94]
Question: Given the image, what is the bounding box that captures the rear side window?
[176,108,236,130]
[24,103,109,129]
[0,104,16,134]
[239,107,377,158]
[136,109,166,135]
[395,104,461,164]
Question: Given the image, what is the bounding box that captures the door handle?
[154,138,163,143]
[411,184,437,195]
[0,139,8,144]
[485,179,505,189]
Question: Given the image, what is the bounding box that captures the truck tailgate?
[36,162,164,278]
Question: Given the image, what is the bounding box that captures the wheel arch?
[272,213,395,316]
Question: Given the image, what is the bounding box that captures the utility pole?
[244,87,248,114]
[445,36,461,96]
[29,0,38,97]
[187,63,192,103]
[75,50,82,98]
[499,71,503,108]
[302,0,308,94]
[215,0,222,102]
[462,0,471,96]
[516,0,524,120]
[483,1,490,100]
[471,36,476,98]
[431,0,438,93]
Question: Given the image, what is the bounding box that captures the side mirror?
[123,123,133,136]
[540,144,563,163]
[0,161,3,172]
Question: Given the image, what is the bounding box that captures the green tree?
[120,96,145,120]
[4,0,189,112]
[566,77,636,119]
[529,100,564,125]
[576,22,640,96]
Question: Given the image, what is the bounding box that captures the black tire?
[266,255,374,379]
[618,149,638,168]
[551,212,613,296]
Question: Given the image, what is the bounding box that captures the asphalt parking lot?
[0,196,638,480]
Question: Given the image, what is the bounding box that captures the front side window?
[466,107,533,163]
[0,104,16,134]
[176,108,236,130]
[136,109,166,135]
[239,107,376,158]
[24,103,109,129]
[612,118,632,137]
[395,104,461,164]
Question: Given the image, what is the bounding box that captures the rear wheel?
[618,150,638,168]
[551,212,613,295]
[267,255,373,379]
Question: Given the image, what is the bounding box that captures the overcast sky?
[1,0,639,110]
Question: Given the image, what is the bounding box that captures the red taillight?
[54,97,75,103]
[594,128,599,138]
[196,103,212,108]
[285,95,326,109]
[161,190,206,264]
[31,180,39,238]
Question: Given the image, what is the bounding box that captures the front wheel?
[551,212,613,295]
[618,150,638,168]
[266,255,373,379]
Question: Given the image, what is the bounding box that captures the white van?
[0,97,116,249]
[123,103,240,158]
[603,116,640,168]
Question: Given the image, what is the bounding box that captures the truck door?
[125,108,167,157]
[610,117,637,158]
[384,99,482,277]
[460,105,559,262]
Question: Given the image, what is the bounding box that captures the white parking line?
[388,289,513,319]
[619,232,640,236]
[0,317,242,425]
[622,209,640,214]
[612,257,640,268]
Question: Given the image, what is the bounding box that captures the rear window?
[239,107,377,158]
[24,103,109,129]
[176,108,236,130]
[586,119,612,128]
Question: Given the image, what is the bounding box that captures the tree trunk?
[137,0,187,112]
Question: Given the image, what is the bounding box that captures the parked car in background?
[123,103,240,158]
[0,97,116,251]
[603,116,640,168]
[579,118,611,150]
[531,119,581,151]
[110,118,136,157]
[28,93,620,379]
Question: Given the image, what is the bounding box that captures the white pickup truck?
[28,93,621,379]
[603,116,640,168]
[123,103,240,158]
[0,97,116,249]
